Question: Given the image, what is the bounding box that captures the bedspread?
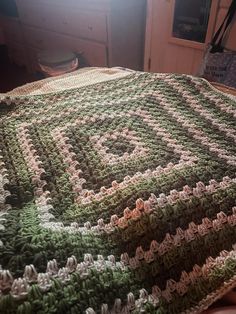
[0,71,236,314]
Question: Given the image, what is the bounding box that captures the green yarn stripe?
[0,72,236,313]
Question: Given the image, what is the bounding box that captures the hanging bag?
[199,0,236,88]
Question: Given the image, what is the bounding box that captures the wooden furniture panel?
[1,18,23,43]
[145,0,171,73]
[7,41,27,66]
[19,3,108,43]
[214,0,236,51]
[22,26,53,50]
[144,0,234,75]
[66,10,108,43]
[192,49,205,74]
[16,0,110,12]
[23,26,107,69]
[2,0,145,72]
[109,0,146,70]
[16,2,48,29]
[49,32,108,66]
[0,16,28,67]
[68,37,107,66]
[220,0,232,7]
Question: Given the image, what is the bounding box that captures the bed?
[0,67,236,314]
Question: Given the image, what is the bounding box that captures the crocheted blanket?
[0,72,236,314]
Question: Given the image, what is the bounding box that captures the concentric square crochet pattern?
[0,72,236,314]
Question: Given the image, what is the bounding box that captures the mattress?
[0,68,236,314]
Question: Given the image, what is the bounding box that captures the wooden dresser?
[1,0,146,72]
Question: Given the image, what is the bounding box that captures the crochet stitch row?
[0,72,236,313]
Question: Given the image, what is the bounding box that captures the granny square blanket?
[0,72,236,314]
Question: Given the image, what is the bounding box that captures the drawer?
[50,32,108,66]
[23,27,108,68]
[16,0,110,12]
[68,37,108,66]
[16,0,108,43]
[17,3,41,27]
[57,8,108,43]
[17,2,55,30]
[23,26,56,50]
[2,18,23,44]
[7,42,27,66]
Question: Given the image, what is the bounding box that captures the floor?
[0,45,37,93]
